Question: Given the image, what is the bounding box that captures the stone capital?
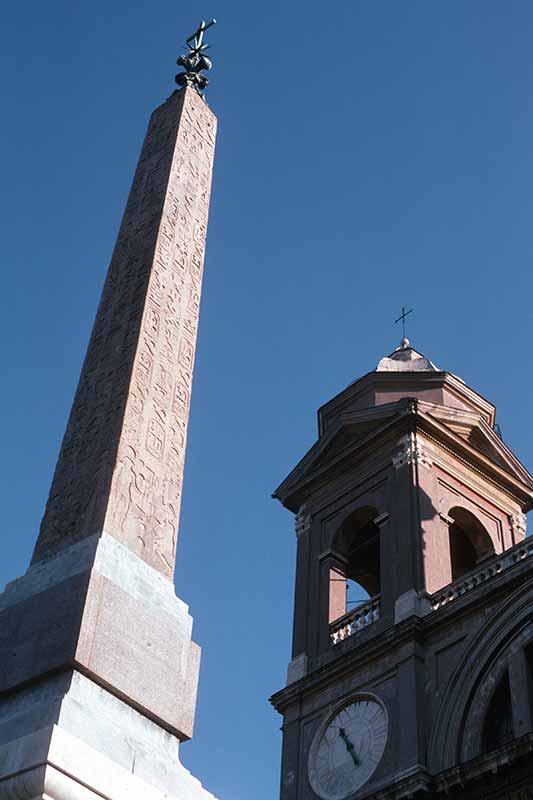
[392,433,432,470]
[510,512,527,539]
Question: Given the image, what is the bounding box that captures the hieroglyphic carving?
[32,88,217,579]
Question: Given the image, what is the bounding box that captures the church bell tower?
[271,341,533,800]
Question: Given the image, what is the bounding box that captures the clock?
[308,694,388,799]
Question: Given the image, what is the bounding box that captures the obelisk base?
[0,672,217,800]
[0,533,200,739]
[0,536,217,799]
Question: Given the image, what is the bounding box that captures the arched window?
[448,507,495,581]
[482,671,514,752]
[329,506,381,623]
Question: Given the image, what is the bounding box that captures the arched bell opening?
[448,506,495,582]
[329,506,381,623]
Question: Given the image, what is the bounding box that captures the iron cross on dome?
[394,306,413,343]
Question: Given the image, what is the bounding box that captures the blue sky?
[2,2,533,798]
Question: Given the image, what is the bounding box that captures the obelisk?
[0,22,220,800]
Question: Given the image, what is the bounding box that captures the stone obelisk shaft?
[33,87,216,579]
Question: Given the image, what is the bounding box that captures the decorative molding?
[406,398,418,415]
[392,433,432,470]
[295,505,312,539]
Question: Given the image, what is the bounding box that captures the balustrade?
[330,596,381,645]
[432,538,533,611]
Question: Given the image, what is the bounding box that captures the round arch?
[328,505,382,624]
[448,506,495,580]
[427,578,533,772]
[334,505,381,598]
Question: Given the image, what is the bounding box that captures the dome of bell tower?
[376,339,440,372]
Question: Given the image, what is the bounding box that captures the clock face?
[308,694,388,800]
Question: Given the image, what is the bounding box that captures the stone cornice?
[317,371,496,436]
[269,615,424,713]
[434,732,533,794]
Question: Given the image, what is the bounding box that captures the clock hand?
[338,727,360,767]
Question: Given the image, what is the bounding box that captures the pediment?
[418,401,533,488]
[273,402,404,506]
[466,422,533,486]
[468,428,510,471]
[317,418,388,467]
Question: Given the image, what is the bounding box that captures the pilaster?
[389,430,426,599]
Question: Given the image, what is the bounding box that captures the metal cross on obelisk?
[395,306,413,342]
[176,18,217,96]
[187,18,216,49]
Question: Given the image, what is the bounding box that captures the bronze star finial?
[176,19,217,98]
